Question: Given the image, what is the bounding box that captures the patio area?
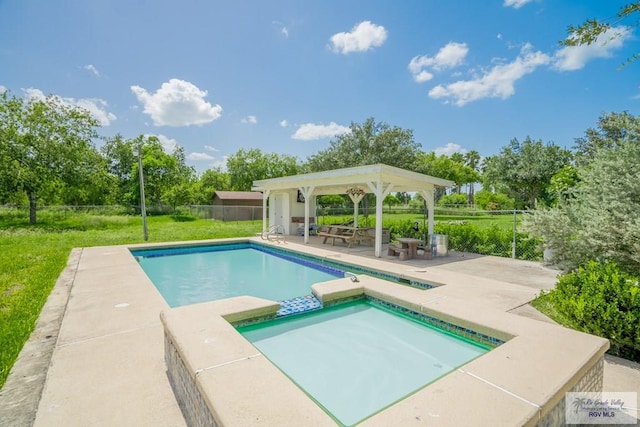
[0,236,638,426]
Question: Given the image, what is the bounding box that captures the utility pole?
[138,143,148,241]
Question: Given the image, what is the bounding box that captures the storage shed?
[211,191,263,221]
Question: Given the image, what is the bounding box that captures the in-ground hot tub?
[159,260,608,426]
[238,299,491,426]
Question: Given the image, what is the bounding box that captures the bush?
[474,190,515,210]
[541,261,640,361]
[438,193,469,208]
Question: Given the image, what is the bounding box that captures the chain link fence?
[314,206,541,261]
[1,204,541,261]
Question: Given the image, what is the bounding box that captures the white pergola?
[252,164,454,258]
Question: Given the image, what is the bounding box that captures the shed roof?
[213,191,264,200]
[252,164,454,195]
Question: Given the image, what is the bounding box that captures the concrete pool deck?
[0,236,638,426]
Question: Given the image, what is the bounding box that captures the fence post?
[512,209,517,259]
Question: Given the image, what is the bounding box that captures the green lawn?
[0,211,262,388]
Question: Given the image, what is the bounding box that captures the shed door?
[272,193,289,234]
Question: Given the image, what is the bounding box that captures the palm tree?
[464,150,481,205]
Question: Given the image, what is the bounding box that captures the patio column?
[420,188,435,235]
[261,189,270,232]
[299,186,315,244]
[347,192,365,227]
[367,181,394,257]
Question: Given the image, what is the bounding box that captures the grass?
[529,291,574,326]
[0,211,262,388]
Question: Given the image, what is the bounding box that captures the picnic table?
[317,225,374,248]
[388,237,427,260]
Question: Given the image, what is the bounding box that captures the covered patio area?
[251,164,454,258]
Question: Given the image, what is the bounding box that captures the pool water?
[136,247,342,307]
[239,300,490,426]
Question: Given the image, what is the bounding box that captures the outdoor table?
[396,237,423,259]
[318,225,373,248]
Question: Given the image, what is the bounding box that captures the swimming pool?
[240,299,489,426]
[133,244,343,307]
[132,242,434,309]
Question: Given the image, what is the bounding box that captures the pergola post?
[299,186,315,244]
[367,181,394,257]
[347,192,365,227]
[420,188,435,236]
[261,189,270,232]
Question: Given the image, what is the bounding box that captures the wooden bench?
[387,244,409,260]
[317,232,356,247]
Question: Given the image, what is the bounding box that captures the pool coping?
[2,236,612,426]
[158,238,609,426]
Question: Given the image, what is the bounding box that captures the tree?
[525,140,640,273]
[101,134,137,204]
[306,117,421,172]
[548,164,580,207]
[192,168,231,204]
[482,137,572,209]
[0,91,101,224]
[383,194,400,209]
[473,190,514,211]
[133,136,195,208]
[574,111,640,166]
[415,152,480,199]
[106,135,195,211]
[562,2,640,66]
[226,148,300,191]
[464,150,482,203]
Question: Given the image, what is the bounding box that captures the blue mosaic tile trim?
[276,295,322,317]
[231,314,278,328]
[409,280,435,290]
[250,242,436,290]
[367,296,505,348]
[251,245,344,278]
[131,242,250,258]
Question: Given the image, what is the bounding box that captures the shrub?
[541,261,640,361]
[474,190,515,210]
[438,193,468,208]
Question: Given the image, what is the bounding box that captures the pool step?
[277,295,322,317]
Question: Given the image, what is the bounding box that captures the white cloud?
[281,27,289,37]
[187,152,214,160]
[497,33,503,40]
[552,26,630,71]
[329,21,387,54]
[150,134,177,152]
[22,87,117,125]
[434,142,467,156]
[204,145,219,152]
[0,85,7,93]
[206,156,229,171]
[292,122,351,140]
[241,115,257,124]
[280,119,288,127]
[503,0,533,8]
[84,64,100,78]
[131,78,222,127]
[409,42,468,83]
[414,70,434,83]
[428,43,550,106]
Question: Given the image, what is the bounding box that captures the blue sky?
[1,0,637,174]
